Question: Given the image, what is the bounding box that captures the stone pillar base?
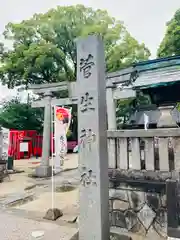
[35,166,52,178]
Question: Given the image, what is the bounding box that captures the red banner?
[55,107,70,122]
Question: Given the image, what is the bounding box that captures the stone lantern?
[157,105,177,128]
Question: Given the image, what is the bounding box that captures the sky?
[0,0,179,99]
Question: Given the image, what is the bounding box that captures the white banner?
[54,106,72,173]
[20,142,28,152]
[1,127,10,161]
[144,113,149,130]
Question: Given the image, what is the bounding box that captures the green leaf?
[0,98,44,132]
[157,9,180,57]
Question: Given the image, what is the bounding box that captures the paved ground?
[0,154,79,239]
[0,154,78,195]
[12,154,79,221]
[0,154,162,239]
[0,212,76,240]
[15,153,78,172]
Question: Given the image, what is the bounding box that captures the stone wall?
[109,181,167,239]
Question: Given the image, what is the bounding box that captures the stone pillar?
[106,86,116,130]
[77,36,109,240]
[166,180,180,240]
[106,86,117,168]
[0,129,3,159]
[157,105,177,128]
[35,92,52,177]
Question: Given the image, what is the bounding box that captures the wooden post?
[77,35,109,240]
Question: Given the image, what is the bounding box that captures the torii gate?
[29,47,136,178]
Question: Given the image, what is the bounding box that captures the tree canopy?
[0,98,43,132]
[0,4,150,88]
[157,9,180,57]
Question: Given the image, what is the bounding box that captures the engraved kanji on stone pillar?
[77,36,109,240]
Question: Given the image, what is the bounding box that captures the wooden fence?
[107,128,180,172]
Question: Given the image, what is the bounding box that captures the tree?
[157,9,180,57]
[0,5,150,88]
[0,98,44,132]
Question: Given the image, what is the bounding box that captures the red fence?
[33,134,77,157]
[8,130,77,160]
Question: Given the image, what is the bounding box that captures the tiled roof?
[133,65,180,89]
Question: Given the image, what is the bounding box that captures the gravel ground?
[0,212,77,240]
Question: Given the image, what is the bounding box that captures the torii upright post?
[35,91,52,177]
[77,36,109,240]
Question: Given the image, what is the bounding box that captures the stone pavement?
[0,212,77,240]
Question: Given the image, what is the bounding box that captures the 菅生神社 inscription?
[80,54,95,78]
[79,128,96,151]
[80,92,95,113]
[80,167,97,187]
[77,36,109,240]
